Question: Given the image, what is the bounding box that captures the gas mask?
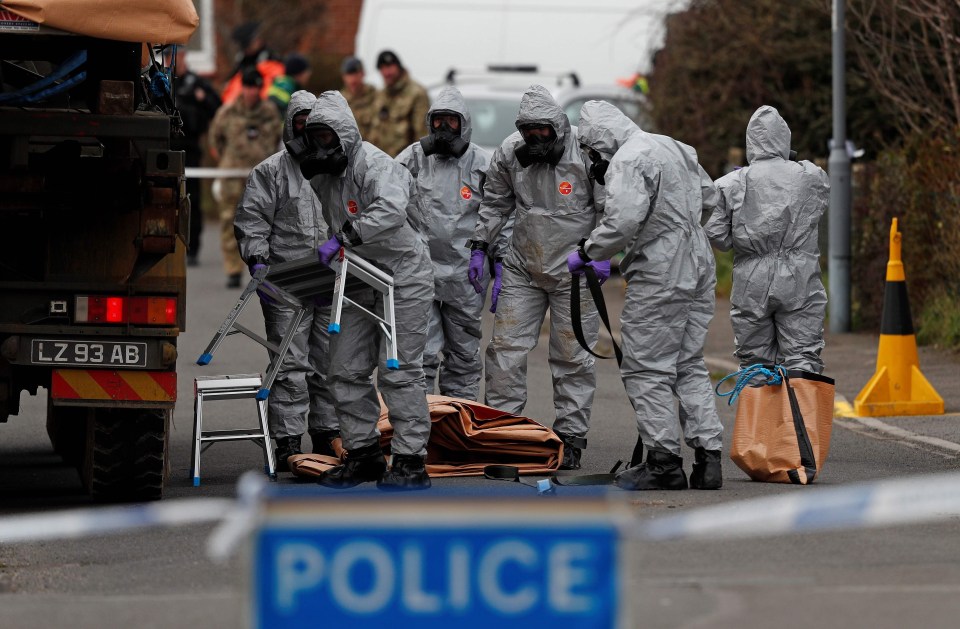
[420,118,469,158]
[299,124,349,179]
[584,147,610,185]
[285,110,313,160]
[515,124,563,168]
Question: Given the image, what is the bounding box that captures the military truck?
[0,9,195,500]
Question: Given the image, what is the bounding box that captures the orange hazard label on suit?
[558,181,573,195]
[460,186,472,200]
[347,200,359,214]
[52,370,177,403]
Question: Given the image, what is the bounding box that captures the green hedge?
[852,133,960,350]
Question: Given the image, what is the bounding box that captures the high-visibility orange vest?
[221,59,285,104]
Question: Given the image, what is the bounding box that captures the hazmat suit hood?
[515,84,569,144]
[745,105,791,163]
[306,90,363,163]
[282,90,317,146]
[577,100,639,156]
[427,86,473,144]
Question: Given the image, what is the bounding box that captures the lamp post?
[829,0,852,332]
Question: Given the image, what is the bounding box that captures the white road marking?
[835,396,960,457]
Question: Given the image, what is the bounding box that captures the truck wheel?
[84,407,169,502]
[46,404,91,467]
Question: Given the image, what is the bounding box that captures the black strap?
[781,370,818,484]
[571,265,623,365]
[551,473,615,486]
[629,434,645,468]
[551,460,623,486]
[483,465,541,489]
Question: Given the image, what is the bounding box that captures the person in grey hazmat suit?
[470,85,604,470]
[396,86,491,399]
[568,100,723,490]
[706,105,829,373]
[234,90,339,470]
[302,90,435,490]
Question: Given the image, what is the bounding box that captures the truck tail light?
[74,296,177,325]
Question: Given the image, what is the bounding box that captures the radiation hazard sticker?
[460,186,472,200]
[558,181,573,195]
[347,200,359,214]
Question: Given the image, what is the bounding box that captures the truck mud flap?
[51,369,176,407]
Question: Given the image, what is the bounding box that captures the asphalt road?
[1,225,959,628]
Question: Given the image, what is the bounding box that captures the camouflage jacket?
[209,98,283,169]
[368,73,430,157]
[340,83,378,141]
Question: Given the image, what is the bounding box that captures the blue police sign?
[250,495,624,628]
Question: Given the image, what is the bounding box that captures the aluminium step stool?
[196,251,401,402]
[191,373,276,486]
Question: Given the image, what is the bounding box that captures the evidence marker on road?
[854,218,944,417]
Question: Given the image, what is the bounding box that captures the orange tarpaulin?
[3,0,198,44]
[290,395,563,478]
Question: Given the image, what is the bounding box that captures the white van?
[355,0,668,89]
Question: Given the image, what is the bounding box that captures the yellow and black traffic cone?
[854,218,944,417]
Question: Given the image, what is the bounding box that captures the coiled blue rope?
[715,364,783,405]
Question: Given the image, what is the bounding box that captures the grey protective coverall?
[396,87,492,399]
[306,91,435,456]
[473,85,600,439]
[706,105,829,373]
[578,101,723,456]
[234,91,337,440]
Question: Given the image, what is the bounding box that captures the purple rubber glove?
[250,263,277,305]
[567,249,589,275]
[489,261,503,313]
[468,249,486,294]
[588,259,612,285]
[317,235,342,268]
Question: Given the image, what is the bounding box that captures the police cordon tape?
[0,497,234,544]
[185,167,251,179]
[643,470,960,541]
[2,471,960,547]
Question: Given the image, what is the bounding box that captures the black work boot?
[556,433,587,471]
[309,429,340,457]
[317,443,386,488]
[615,449,688,490]
[377,454,432,491]
[690,447,723,489]
[273,435,302,473]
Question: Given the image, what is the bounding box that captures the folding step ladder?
[191,373,274,486]
[196,250,400,400]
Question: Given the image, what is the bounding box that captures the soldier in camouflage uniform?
[209,69,283,286]
[340,56,377,140]
[367,50,430,158]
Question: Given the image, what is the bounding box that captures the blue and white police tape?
[0,498,234,544]
[5,471,960,547]
[641,471,960,541]
[185,167,251,179]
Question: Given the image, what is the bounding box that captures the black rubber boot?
[273,435,302,473]
[317,443,386,488]
[615,449,688,490]
[377,454,432,491]
[690,447,722,489]
[556,433,587,471]
[309,429,340,457]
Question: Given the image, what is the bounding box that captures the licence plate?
[30,340,148,368]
